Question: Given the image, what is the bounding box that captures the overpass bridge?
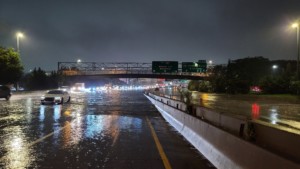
[58,62,210,80]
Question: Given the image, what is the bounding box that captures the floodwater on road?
[159,87,300,133]
[0,90,215,169]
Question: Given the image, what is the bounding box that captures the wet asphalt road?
[0,90,215,169]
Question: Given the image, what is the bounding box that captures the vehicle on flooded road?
[0,85,12,100]
[41,89,71,105]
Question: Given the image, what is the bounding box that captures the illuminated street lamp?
[16,32,24,52]
[15,32,24,91]
[272,65,278,69]
[206,60,213,73]
[77,59,81,63]
[292,23,299,79]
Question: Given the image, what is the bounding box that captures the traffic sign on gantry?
[152,61,178,73]
[182,60,207,73]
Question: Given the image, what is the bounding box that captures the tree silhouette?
[0,47,23,84]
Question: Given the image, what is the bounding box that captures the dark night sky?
[1,0,300,71]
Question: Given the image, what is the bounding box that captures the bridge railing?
[58,62,209,77]
[58,62,153,71]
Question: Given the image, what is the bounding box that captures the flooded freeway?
[0,90,215,169]
[160,87,300,133]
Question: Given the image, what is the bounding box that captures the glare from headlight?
[41,96,45,99]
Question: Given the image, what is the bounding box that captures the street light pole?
[296,26,299,80]
[292,23,299,80]
[16,32,24,53]
[17,36,19,52]
[15,32,24,91]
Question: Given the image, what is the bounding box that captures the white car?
[41,90,71,105]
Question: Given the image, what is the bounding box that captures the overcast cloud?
[1,0,300,71]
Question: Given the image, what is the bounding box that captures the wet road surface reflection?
[0,90,214,169]
[160,87,300,132]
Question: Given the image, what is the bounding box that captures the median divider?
[145,93,299,169]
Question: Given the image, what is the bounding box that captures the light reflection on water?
[118,116,142,131]
[0,90,167,168]
[25,98,33,124]
[66,114,83,147]
[53,105,61,122]
[2,126,33,169]
[159,90,300,130]
[52,105,62,143]
[68,105,85,147]
[0,92,89,168]
[270,107,279,124]
[62,121,72,147]
[82,115,142,146]
[85,115,105,138]
[26,98,32,115]
[251,103,260,120]
[198,93,217,108]
[39,105,45,122]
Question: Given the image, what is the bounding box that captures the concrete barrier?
[145,94,300,169]
[148,92,187,111]
[253,120,300,163]
[196,107,248,137]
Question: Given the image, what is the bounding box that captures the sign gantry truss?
[58,62,209,77]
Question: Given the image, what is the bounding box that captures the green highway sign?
[152,61,178,73]
[182,60,207,73]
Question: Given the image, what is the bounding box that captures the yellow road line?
[146,117,172,169]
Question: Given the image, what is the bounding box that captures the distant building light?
[250,86,262,93]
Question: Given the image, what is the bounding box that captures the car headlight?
[41,96,45,99]
[54,97,61,100]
